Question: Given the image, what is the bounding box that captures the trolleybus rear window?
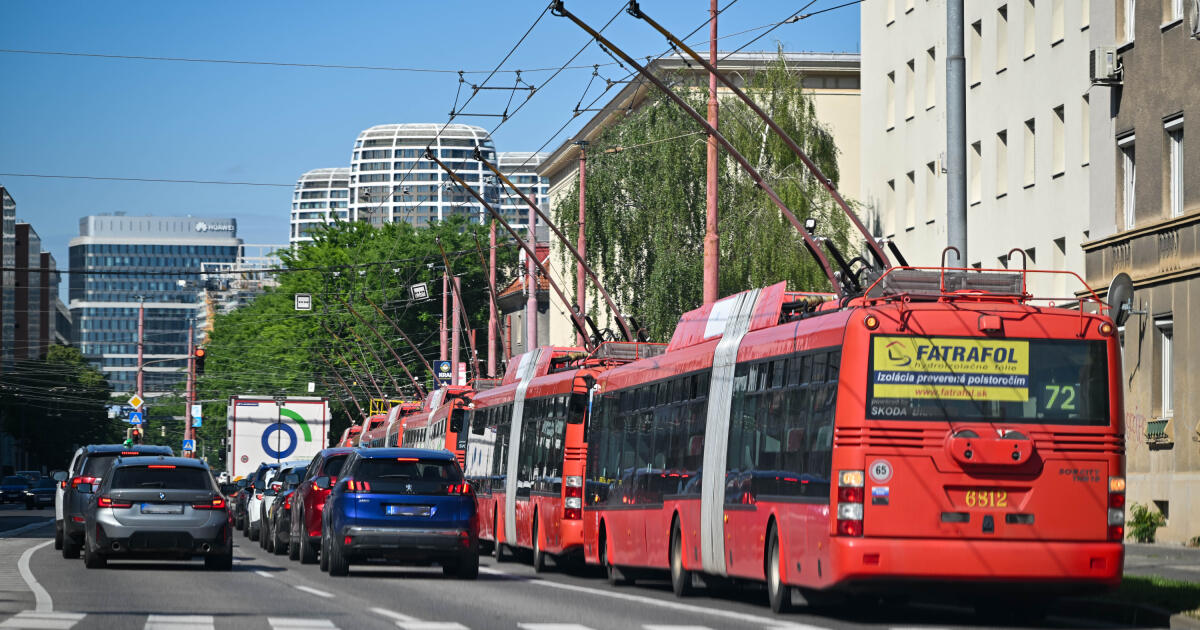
[866,336,1108,425]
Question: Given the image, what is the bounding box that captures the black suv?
[57,444,173,558]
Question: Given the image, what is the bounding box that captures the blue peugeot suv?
[317,448,478,578]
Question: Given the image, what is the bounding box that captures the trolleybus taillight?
[1108,476,1126,541]
[836,470,865,536]
[564,476,584,520]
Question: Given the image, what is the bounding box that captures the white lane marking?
[518,625,596,630]
[643,627,715,630]
[17,541,54,613]
[293,585,334,598]
[395,624,468,630]
[480,568,832,630]
[143,615,214,630]
[254,570,275,578]
[268,619,338,630]
[0,611,85,629]
[371,609,420,623]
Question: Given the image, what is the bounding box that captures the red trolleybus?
[465,343,662,571]
[582,269,1123,612]
[356,413,389,448]
[400,386,474,464]
[334,425,362,448]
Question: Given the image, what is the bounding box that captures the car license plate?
[386,505,430,517]
[140,503,184,514]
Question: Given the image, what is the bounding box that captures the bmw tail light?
[97,496,132,509]
[194,496,226,510]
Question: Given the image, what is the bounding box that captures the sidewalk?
[1126,542,1200,584]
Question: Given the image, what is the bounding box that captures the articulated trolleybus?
[571,267,1122,611]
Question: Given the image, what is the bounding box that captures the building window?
[969,141,982,204]
[1123,0,1136,42]
[886,0,895,24]
[1082,0,1090,28]
[1024,118,1037,187]
[996,130,1009,197]
[1052,105,1066,176]
[886,72,896,129]
[1120,134,1136,228]
[1051,0,1065,42]
[1081,95,1091,166]
[905,171,916,228]
[1165,0,1183,23]
[1158,319,1173,417]
[1024,0,1037,58]
[997,5,1009,72]
[926,161,938,221]
[925,48,936,109]
[970,20,983,85]
[887,179,897,235]
[1166,116,1183,217]
[905,59,916,119]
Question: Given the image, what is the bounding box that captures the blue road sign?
[182,439,195,451]
[128,411,144,425]
[192,416,202,428]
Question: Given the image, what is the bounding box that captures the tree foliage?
[0,345,118,471]
[196,217,517,467]
[552,53,856,340]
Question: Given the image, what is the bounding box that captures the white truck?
[226,395,330,479]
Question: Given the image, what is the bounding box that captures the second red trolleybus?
[570,268,1123,612]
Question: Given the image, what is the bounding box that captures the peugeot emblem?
[158,492,165,500]
[406,484,412,491]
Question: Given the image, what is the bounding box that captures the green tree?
[0,345,118,471]
[552,53,854,340]
[197,217,517,468]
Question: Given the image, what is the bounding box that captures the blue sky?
[0,1,860,270]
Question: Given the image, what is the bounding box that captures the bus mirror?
[450,409,465,434]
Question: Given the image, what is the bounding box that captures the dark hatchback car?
[24,478,56,509]
[1,476,30,503]
[58,444,173,557]
[81,456,232,570]
[264,465,306,555]
[319,448,478,578]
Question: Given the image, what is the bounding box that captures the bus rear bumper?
[829,538,1122,594]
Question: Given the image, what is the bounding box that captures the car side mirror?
[236,479,248,488]
[313,476,331,490]
[285,473,299,485]
[52,471,67,482]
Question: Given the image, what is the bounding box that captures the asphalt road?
[0,521,1166,630]
[0,502,53,534]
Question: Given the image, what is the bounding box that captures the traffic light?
[194,347,206,375]
[129,427,142,445]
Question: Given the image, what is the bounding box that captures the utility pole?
[704,0,720,305]
[450,276,461,385]
[136,296,144,402]
[575,141,588,346]
[946,0,967,264]
[440,273,449,362]
[185,323,194,458]
[526,210,538,353]
[488,220,498,377]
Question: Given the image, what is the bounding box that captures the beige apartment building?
[537,52,862,345]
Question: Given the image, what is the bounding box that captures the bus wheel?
[766,527,793,613]
[670,522,696,597]
[532,517,548,573]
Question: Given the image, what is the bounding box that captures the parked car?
[288,447,353,564]
[265,465,307,555]
[79,455,232,570]
[15,470,42,483]
[24,478,56,509]
[56,444,173,557]
[318,448,478,578]
[241,463,280,541]
[1,476,30,503]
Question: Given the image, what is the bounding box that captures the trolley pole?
[704,0,720,305]
[576,141,588,346]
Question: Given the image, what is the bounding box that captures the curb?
[0,519,53,539]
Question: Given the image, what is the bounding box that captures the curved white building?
[497,152,549,229]
[349,123,499,227]
[291,168,350,245]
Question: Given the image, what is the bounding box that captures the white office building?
[496,152,549,230]
[291,168,349,246]
[861,0,1093,299]
[348,123,500,227]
